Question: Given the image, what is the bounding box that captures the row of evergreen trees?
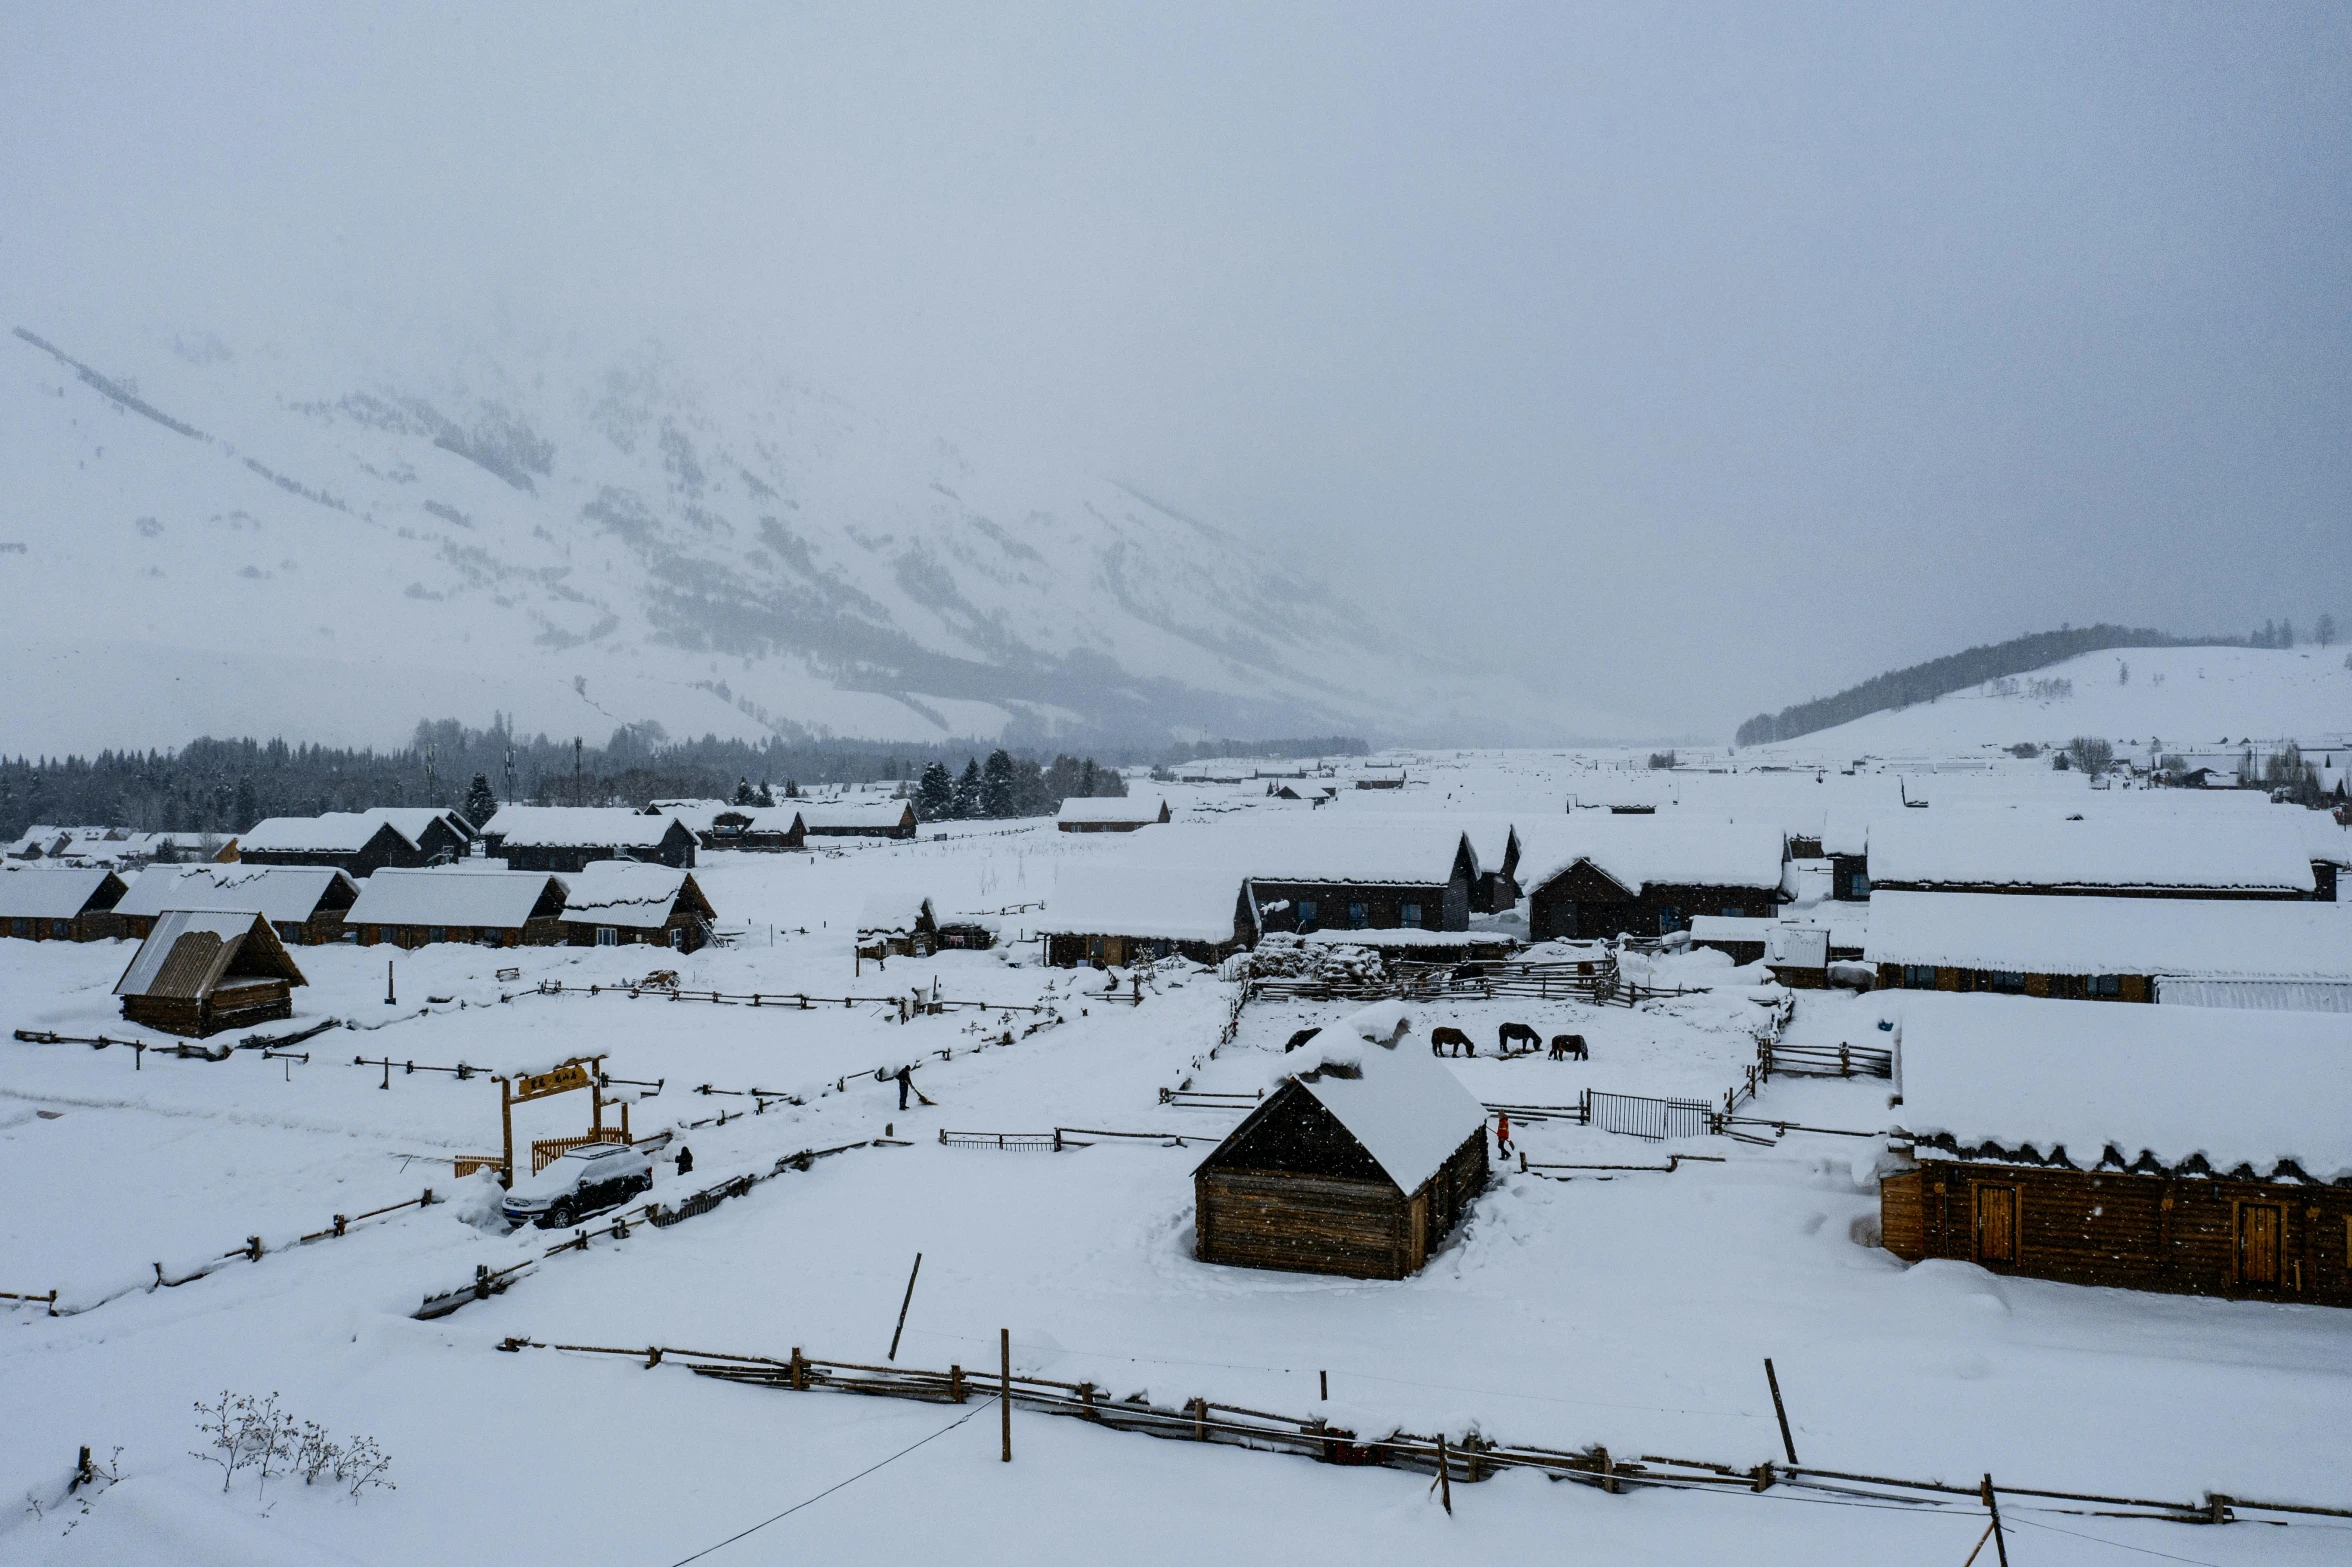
[913,751,1127,821]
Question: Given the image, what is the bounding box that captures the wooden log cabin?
[1867,891,2352,1008]
[1243,822,1481,935]
[1864,810,2323,900]
[238,808,472,875]
[344,868,571,948]
[1194,1003,1489,1280]
[478,807,699,872]
[1517,819,1787,941]
[796,799,919,840]
[1041,864,1259,967]
[557,861,717,952]
[116,864,358,945]
[1880,994,2352,1306]
[0,866,129,941]
[114,909,307,1037]
[1055,796,1171,832]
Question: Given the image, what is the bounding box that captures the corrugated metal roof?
[114,909,304,998]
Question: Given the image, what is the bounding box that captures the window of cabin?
[1721,907,1741,918]
[1656,906,1681,934]
[1297,899,1319,928]
[277,922,300,941]
[52,920,71,938]
[428,926,447,944]
[1346,901,1368,929]
[596,927,620,947]
[2236,1204,2283,1288]
[1987,970,2026,993]
[2089,974,2123,999]
[667,927,684,950]
[1903,965,1937,988]
[9,919,27,937]
[1972,1184,2017,1265]
[1401,901,1423,927]
[1849,871,1872,897]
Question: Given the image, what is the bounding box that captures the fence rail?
[1760,1041,1892,1079]
[531,980,1048,1015]
[532,1128,630,1175]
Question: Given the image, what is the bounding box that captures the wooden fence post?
[1765,1358,1798,1464]
[1435,1434,1453,1514]
[887,1253,922,1361]
[1000,1328,1012,1462]
[1980,1475,2009,1567]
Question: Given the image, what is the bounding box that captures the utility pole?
[573,737,584,806]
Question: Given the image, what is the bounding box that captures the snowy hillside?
[1749,646,2352,764]
[0,321,1615,755]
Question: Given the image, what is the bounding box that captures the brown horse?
[1429,1025,1474,1057]
[1497,1022,1541,1055]
[1549,1033,1588,1061]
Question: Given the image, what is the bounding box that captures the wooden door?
[2236,1204,2283,1289]
[1404,1193,1428,1274]
[1972,1185,2017,1266]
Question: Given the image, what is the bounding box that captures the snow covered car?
[500,1142,653,1229]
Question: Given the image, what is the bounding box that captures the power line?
[664,1396,996,1567]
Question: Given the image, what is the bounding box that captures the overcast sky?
[5,3,2347,738]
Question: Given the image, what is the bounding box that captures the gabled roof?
[1516,818,1787,895]
[1232,819,1475,887]
[0,866,125,919]
[1866,809,2315,893]
[117,864,354,924]
[798,800,915,830]
[1041,863,1252,943]
[559,861,703,928]
[859,893,935,935]
[346,868,567,928]
[115,909,306,998]
[1055,796,1166,825]
[480,807,688,849]
[240,813,402,854]
[369,807,474,843]
[742,805,807,834]
[1866,891,2352,982]
[1265,1005,1487,1193]
[1894,992,2352,1181]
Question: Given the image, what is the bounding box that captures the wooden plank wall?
[1196,1170,1411,1280]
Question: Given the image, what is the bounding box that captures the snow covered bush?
[192,1394,393,1501]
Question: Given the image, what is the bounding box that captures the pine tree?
[981,750,1016,818]
[754,781,775,808]
[951,759,982,819]
[462,773,498,827]
[915,763,954,820]
[2280,618,2296,649]
[2317,613,2337,648]
[733,778,757,806]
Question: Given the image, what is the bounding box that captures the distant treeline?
[1733,625,2242,747]
[0,718,1127,839]
[1156,736,1368,765]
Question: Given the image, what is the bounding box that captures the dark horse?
[1284,1027,1322,1054]
[1549,1033,1588,1061]
[1429,1025,1474,1057]
[1497,1022,1542,1055]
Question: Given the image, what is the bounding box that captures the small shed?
[1194,1004,1489,1279]
[116,864,358,945]
[0,867,129,941]
[478,807,699,872]
[1041,864,1258,967]
[345,868,571,948]
[1055,796,1171,832]
[114,909,307,1037]
[1881,994,2352,1305]
[797,799,919,840]
[559,862,717,952]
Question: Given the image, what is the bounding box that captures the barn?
[1040,864,1258,967]
[558,861,717,951]
[1865,810,2319,900]
[344,868,571,948]
[116,864,359,945]
[1517,819,1787,941]
[238,809,470,875]
[1055,796,1171,832]
[1241,821,1482,935]
[1880,994,2352,1306]
[1194,1003,1489,1279]
[797,800,918,840]
[0,867,129,941]
[114,909,307,1037]
[478,807,699,872]
[1868,890,2352,1008]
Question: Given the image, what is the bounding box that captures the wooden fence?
[1246,956,1689,1009]
[533,1128,630,1175]
[530,980,1048,1015]
[494,1335,2351,1531]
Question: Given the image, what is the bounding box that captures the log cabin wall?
[1881,1161,2352,1306]
[1877,964,2152,1002]
[1528,864,1780,941]
[1869,880,2305,901]
[1194,1170,1417,1279]
[1250,879,1465,935]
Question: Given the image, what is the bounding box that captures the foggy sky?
[5,3,2347,739]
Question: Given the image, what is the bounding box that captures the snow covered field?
[5,754,2349,1565]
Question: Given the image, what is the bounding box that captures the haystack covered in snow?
[1515,818,1787,941]
[1040,863,1257,967]
[0,865,130,941]
[113,908,307,1037]
[116,863,358,945]
[1193,1002,1489,1279]
[1869,890,2352,1009]
[345,867,571,948]
[559,861,717,952]
[1882,993,2352,1305]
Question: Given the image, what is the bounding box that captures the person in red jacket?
[1494,1112,1513,1160]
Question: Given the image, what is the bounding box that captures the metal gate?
[1586,1090,1717,1141]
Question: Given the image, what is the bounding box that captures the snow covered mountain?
[1749,645,2352,764]
[0,320,1612,756]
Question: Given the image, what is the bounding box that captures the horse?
[1549,1033,1588,1061]
[1284,1027,1322,1054]
[1429,1025,1474,1058]
[1497,1022,1542,1056]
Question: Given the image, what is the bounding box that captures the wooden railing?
[531,1128,629,1175]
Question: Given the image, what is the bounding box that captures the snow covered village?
[7,7,2352,1565]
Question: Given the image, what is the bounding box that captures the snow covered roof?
[346,868,566,928]
[117,864,354,924]
[1866,810,2315,893]
[1866,891,2352,981]
[2295,812,2351,867]
[1515,818,1787,895]
[239,812,397,854]
[1232,819,1475,887]
[743,806,807,833]
[558,861,693,928]
[0,866,123,919]
[1894,992,2352,1181]
[798,800,915,830]
[1056,795,1165,825]
[1273,1007,1488,1193]
[859,893,934,934]
[114,909,306,998]
[480,807,685,849]
[1039,864,1251,942]
[1689,915,1775,944]
[370,807,472,842]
